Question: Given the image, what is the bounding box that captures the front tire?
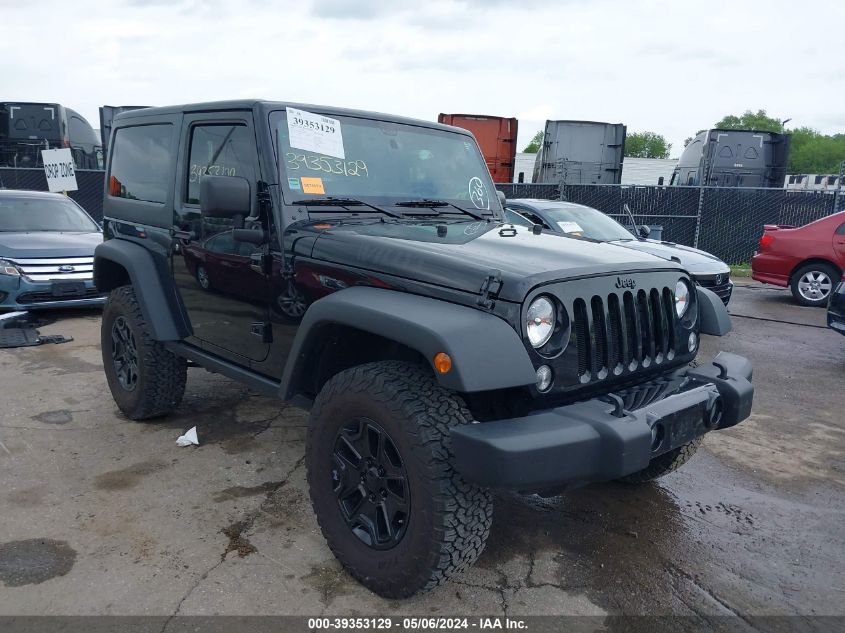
[306,361,492,598]
[101,285,187,420]
[790,262,838,307]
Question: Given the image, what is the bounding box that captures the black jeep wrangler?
[94,100,753,598]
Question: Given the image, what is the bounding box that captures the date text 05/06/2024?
[307,617,528,630]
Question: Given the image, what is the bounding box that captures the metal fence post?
[834,160,845,213]
[693,185,705,248]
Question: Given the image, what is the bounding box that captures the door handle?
[250,252,270,275]
[171,227,195,240]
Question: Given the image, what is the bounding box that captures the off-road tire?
[790,262,839,307]
[306,361,493,598]
[617,438,702,484]
[101,285,187,420]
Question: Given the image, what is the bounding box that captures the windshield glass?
[271,109,500,216]
[0,197,99,232]
[539,204,634,241]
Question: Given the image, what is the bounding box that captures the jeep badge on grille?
[615,276,636,289]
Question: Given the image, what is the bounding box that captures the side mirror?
[638,225,651,239]
[200,176,251,218]
[497,190,506,207]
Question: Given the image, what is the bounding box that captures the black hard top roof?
[114,100,470,136]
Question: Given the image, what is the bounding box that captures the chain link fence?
[2,166,843,263]
[497,182,845,264]
[0,167,105,222]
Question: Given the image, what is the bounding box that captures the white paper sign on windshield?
[287,107,345,159]
[557,221,583,233]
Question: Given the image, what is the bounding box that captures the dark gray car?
[505,199,733,305]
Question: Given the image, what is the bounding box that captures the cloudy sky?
[2,0,843,157]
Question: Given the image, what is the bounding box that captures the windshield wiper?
[622,203,647,241]
[395,199,487,221]
[291,197,402,218]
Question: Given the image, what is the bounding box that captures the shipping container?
[533,120,626,185]
[437,113,518,183]
[670,129,790,188]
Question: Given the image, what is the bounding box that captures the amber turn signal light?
[433,352,452,374]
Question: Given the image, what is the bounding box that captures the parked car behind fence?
[497,183,845,264]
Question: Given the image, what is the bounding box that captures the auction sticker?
[288,177,301,190]
[557,221,583,233]
[301,177,326,195]
[287,107,345,159]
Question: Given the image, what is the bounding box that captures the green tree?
[788,127,845,173]
[714,109,784,133]
[624,131,671,159]
[523,130,543,153]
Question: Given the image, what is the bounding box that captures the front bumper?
[828,283,845,336]
[0,276,105,311]
[451,352,753,489]
[693,274,733,306]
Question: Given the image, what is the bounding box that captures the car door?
[834,220,845,269]
[171,113,270,363]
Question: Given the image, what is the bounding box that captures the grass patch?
[730,263,752,277]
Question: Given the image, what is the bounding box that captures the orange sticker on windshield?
[301,177,325,195]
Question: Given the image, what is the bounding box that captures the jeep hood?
[309,221,682,302]
[0,232,102,259]
[608,239,729,274]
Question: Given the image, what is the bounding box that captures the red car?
[751,210,845,306]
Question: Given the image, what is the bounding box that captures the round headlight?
[674,280,691,317]
[526,296,555,348]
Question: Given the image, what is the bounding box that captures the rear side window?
[836,222,845,235]
[186,125,256,205]
[109,124,173,204]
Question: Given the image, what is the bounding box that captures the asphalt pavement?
[0,280,843,623]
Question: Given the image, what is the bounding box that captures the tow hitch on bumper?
[451,352,753,489]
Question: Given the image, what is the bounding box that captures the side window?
[504,209,532,227]
[206,231,238,254]
[836,222,845,236]
[186,124,256,205]
[517,209,548,228]
[109,124,173,204]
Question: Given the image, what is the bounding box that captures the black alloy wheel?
[332,417,409,550]
[111,315,139,391]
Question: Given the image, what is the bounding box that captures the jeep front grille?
[8,257,94,282]
[573,287,677,381]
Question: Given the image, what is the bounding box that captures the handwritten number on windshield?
[285,152,369,178]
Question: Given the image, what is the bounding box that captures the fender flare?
[94,240,191,341]
[697,286,732,336]
[280,286,537,398]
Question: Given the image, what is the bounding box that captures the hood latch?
[477,269,503,310]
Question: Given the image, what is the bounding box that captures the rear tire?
[306,361,492,598]
[617,438,702,484]
[196,265,211,290]
[101,285,187,420]
[790,262,838,307]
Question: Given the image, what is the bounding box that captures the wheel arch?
[280,287,537,402]
[94,239,192,341]
[789,258,842,283]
